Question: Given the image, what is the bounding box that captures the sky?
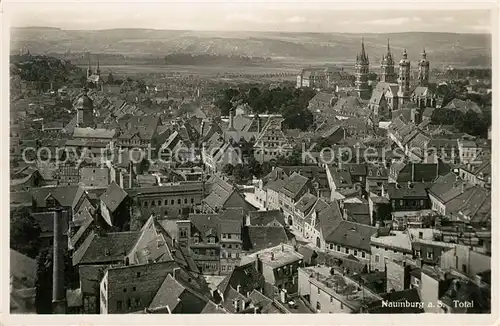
[5,1,493,34]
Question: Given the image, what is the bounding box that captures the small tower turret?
[418,48,430,86]
[355,38,370,99]
[397,49,411,107]
[380,39,396,83]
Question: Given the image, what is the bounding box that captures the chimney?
[240,299,245,312]
[173,267,180,280]
[280,288,287,304]
[52,208,66,314]
[281,244,284,252]
[236,284,241,293]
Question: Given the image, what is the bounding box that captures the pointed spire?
[402,48,408,59]
[96,55,101,75]
[361,37,367,60]
[421,47,427,59]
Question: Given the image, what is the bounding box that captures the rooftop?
[301,265,380,311]
[240,244,303,269]
[370,230,412,252]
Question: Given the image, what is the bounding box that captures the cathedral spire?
[96,55,101,76]
[86,53,92,78]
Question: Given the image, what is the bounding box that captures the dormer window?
[193,233,200,244]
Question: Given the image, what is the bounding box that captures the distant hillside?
[10,28,492,67]
[10,54,84,90]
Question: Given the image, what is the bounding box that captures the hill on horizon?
[11,27,492,67]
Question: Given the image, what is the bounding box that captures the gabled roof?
[247,210,286,226]
[72,231,141,266]
[242,225,289,252]
[32,185,85,210]
[294,193,318,214]
[386,182,430,199]
[428,172,471,203]
[100,182,128,213]
[324,221,377,251]
[316,201,344,237]
[280,172,309,199]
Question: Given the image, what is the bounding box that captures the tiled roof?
[324,221,377,251]
[294,193,318,214]
[72,231,141,266]
[100,182,128,213]
[242,225,289,252]
[386,182,429,199]
[316,201,343,237]
[78,264,108,294]
[280,172,309,199]
[73,127,116,139]
[32,185,84,209]
[444,98,482,115]
[247,210,285,226]
[428,172,471,203]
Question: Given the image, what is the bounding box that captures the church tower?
[355,38,370,99]
[86,54,92,78]
[418,48,430,86]
[95,56,101,76]
[380,39,396,83]
[76,87,94,128]
[397,49,411,107]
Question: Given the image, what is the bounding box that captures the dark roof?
[100,182,128,213]
[78,264,108,294]
[294,193,318,214]
[280,173,309,199]
[247,210,285,226]
[31,211,69,237]
[72,231,141,266]
[428,172,471,203]
[324,221,377,252]
[317,201,344,238]
[32,185,84,209]
[242,226,289,252]
[149,274,210,313]
[10,249,37,287]
[386,182,430,199]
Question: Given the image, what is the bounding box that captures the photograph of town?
[8,3,492,315]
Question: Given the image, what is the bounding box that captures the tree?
[10,207,42,259]
[35,248,52,314]
[222,164,234,176]
[233,164,251,184]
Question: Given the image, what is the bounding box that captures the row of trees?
[214,85,316,131]
[430,108,491,138]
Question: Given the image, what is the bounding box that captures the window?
[178,199,181,204]
[317,287,321,295]
[375,255,380,263]
[427,249,433,260]
[158,200,161,206]
[117,300,122,310]
[164,199,168,205]
[354,250,358,256]
[133,287,136,291]
[336,245,340,251]
[340,302,344,310]
[344,247,349,254]
[191,198,194,204]
[228,234,232,239]
[462,264,467,273]
[171,199,174,205]
[127,299,131,309]
[222,234,226,239]
[143,201,148,207]
[123,288,127,293]
[330,296,334,303]
[222,265,226,271]
[184,198,188,204]
[151,201,155,207]
[136,272,141,278]
[361,251,366,258]
[316,301,321,312]
[135,298,141,307]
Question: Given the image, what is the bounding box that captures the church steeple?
[380,38,396,83]
[355,37,370,99]
[397,49,411,106]
[95,56,101,76]
[86,54,92,78]
[418,47,430,86]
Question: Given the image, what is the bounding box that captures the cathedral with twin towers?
[355,38,436,121]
